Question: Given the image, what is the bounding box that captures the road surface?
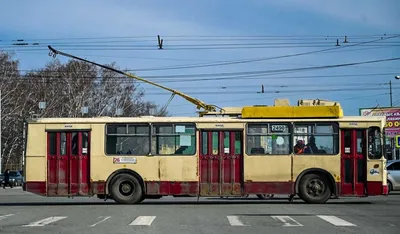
[0,188,399,234]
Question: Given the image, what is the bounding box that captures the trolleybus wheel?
[298,173,331,204]
[256,194,274,199]
[110,174,143,204]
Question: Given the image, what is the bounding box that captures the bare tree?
[0,52,167,171]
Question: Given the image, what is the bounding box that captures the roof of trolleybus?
[26,115,386,124]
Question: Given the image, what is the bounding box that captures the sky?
[0,0,399,116]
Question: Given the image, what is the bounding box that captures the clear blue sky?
[1,0,399,116]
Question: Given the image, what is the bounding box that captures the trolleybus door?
[199,130,243,196]
[47,131,90,196]
[340,129,367,195]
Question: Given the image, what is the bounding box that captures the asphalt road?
[0,188,399,234]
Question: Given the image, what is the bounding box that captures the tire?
[298,173,331,204]
[109,174,144,204]
[256,194,274,199]
[388,181,393,193]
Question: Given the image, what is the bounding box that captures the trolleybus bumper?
[383,185,389,196]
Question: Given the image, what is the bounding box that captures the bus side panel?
[90,124,160,194]
[366,159,388,195]
[244,155,293,194]
[24,124,47,195]
[146,156,199,195]
[293,155,340,194]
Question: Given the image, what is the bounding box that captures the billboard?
[360,107,400,137]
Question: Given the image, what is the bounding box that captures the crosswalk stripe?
[89,216,111,227]
[317,215,356,226]
[0,214,14,221]
[129,216,156,226]
[227,216,248,226]
[22,216,67,227]
[272,216,303,227]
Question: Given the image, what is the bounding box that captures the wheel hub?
[307,179,324,197]
[120,182,135,196]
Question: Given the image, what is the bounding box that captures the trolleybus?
[22,99,388,204]
[22,46,388,204]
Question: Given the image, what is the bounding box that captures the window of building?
[246,123,291,155]
[152,123,196,155]
[293,123,339,155]
[106,124,150,155]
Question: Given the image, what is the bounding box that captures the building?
[360,107,400,160]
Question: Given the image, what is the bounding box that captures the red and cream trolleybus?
[23,99,389,204]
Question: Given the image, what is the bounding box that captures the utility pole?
[389,80,393,107]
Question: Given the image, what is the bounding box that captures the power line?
[142,86,400,95]
[0,33,396,43]
[1,72,399,85]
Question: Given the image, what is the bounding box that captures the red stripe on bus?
[367,181,387,195]
[244,182,294,194]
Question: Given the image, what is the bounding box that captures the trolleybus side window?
[293,123,338,155]
[367,127,382,159]
[105,124,150,155]
[48,132,57,155]
[246,123,291,155]
[152,123,196,155]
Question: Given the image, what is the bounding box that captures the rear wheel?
[298,173,331,204]
[256,194,274,199]
[109,174,144,204]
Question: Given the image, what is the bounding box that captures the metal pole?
[390,80,393,107]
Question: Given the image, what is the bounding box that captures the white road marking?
[317,215,356,226]
[129,216,156,226]
[23,216,67,227]
[0,214,14,221]
[227,216,248,226]
[89,216,111,227]
[272,216,303,227]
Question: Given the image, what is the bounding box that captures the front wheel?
[109,174,144,204]
[388,181,393,193]
[298,174,331,204]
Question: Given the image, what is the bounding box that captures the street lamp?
[389,76,399,107]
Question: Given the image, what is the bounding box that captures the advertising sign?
[360,107,400,137]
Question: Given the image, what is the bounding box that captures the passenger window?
[202,132,208,155]
[247,123,290,155]
[106,124,150,155]
[234,132,241,154]
[212,132,219,155]
[356,130,365,154]
[293,123,339,155]
[82,132,88,156]
[344,130,352,154]
[152,124,196,155]
[224,132,230,154]
[48,132,56,155]
[60,133,66,155]
[368,127,382,159]
[71,132,78,155]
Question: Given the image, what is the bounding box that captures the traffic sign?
[396,135,400,148]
